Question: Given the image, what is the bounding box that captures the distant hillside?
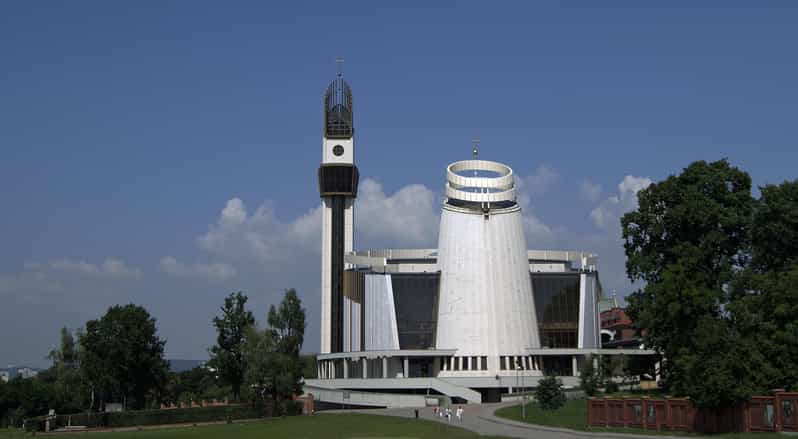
[167,359,205,373]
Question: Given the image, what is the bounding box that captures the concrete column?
[362,358,367,379]
[403,357,409,378]
[343,359,349,379]
[382,357,388,378]
[572,356,578,377]
[466,356,471,371]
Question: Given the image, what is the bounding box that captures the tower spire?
[336,57,344,78]
[472,137,480,160]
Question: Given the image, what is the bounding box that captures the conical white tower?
[435,159,541,374]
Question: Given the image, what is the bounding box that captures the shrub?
[579,358,600,396]
[25,404,273,432]
[535,376,566,410]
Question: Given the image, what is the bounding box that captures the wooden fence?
[588,392,798,433]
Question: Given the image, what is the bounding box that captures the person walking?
[456,406,463,423]
[446,407,452,423]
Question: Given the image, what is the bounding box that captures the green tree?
[209,292,255,401]
[243,325,276,403]
[730,180,798,391]
[244,289,307,411]
[48,327,78,370]
[267,289,306,357]
[535,375,566,410]
[751,180,798,272]
[34,327,85,414]
[732,266,798,391]
[300,354,318,379]
[79,304,168,410]
[164,366,223,405]
[621,159,756,407]
[578,356,600,396]
[266,289,306,400]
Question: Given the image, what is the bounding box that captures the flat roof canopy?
[526,348,657,356]
[317,349,457,360]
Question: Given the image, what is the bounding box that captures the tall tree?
[48,327,78,370]
[244,289,307,409]
[267,289,306,356]
[41,327,86,413]
[79,304,168,410]
[209,292,254,401]
[621,159,757,407]
[731,180,798,391]
[751,180,798,272]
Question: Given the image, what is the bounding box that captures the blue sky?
[1,2,797,367]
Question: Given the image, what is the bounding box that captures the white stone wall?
[435,204,541,371]
[364,274,400,351]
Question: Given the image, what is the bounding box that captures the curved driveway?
[327,403,691,439]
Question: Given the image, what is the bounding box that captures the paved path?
[323,403,691,439]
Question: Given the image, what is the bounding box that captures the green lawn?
[1,414,507,439]
[495,400,784,439]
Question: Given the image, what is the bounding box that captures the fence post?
[774,392,783,432]
[623,398,629,428]
[642,398,648,430]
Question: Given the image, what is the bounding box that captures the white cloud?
[0,271,64,297]
[0,257,141,302]
[515,165,560,196]
[159,256,236,280]
[514,166,559,244]
[355,178,439,248]
[197,198,319,262]
[590,175,652,229]
[579,180,603,202]
[197,178,442,263]
[49,257,142,279]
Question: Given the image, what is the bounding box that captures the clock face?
[333,144,345,156]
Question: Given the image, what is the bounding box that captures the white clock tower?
[318,69,358,354]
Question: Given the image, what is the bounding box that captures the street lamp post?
[516,363,526,419]
[522,366,526,419]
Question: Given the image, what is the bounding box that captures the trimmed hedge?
[25,402,302,432]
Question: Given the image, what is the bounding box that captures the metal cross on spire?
[472,137,480,160]
[336,58,344,78]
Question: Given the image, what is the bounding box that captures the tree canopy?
[209,291,255,401]
[244,289,307,410]
[622,159,798,407]
[79,304,168,410]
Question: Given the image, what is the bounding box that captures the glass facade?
[391,274,440,349]
[531,273,581,348]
